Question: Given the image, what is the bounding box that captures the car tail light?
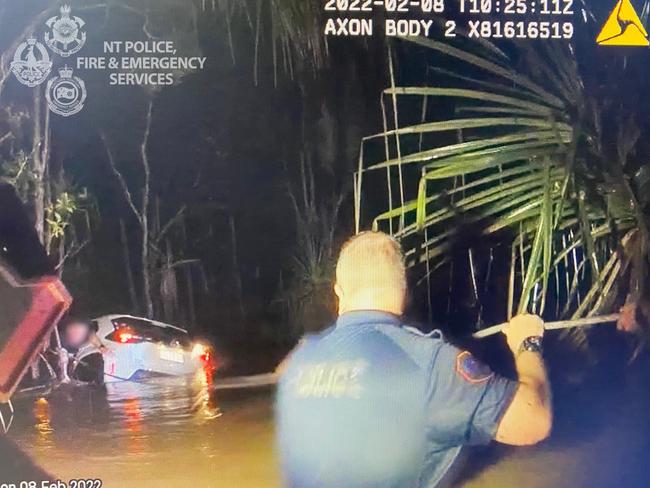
[107,327,145,344]
[191,343,210,361]
[192,343,217,368]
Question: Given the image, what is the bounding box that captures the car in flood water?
[95,315,215,382]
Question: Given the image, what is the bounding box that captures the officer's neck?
[338,301,404,317]
[337,288,405,317]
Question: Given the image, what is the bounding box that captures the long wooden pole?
[472,314,620,339]
[211,315,622,391]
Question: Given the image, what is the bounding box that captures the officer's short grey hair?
[335,231,406,297]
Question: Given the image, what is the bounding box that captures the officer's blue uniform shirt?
[276,311,518,487]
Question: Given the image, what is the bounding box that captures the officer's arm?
[495,315,552,446]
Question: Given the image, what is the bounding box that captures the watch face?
[521,336,544,353]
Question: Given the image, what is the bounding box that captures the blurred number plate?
[160,348,184,363]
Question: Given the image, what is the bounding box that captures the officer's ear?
[334,283,343,300]
[334,282,345,313]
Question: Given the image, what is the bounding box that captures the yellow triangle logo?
[596,0,649,46]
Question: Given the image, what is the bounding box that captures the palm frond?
[356,35,646,333]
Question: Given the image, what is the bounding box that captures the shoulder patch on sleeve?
[455,351,493,384]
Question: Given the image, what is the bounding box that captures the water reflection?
[191,369,222,422]
[32,398,53,448]
[122,397,145,455]
[9,373,280,487]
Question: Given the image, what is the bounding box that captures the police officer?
[276,231,551,487]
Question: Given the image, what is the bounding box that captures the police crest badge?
[10,38,52,87]
[46,66,87,117]
[455,351,493,384]
[44,5,86,57]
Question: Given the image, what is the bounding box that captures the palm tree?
[355,8,650,347]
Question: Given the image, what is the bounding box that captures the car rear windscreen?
[110,316,191,347]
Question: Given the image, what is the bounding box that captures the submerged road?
[6,358,650,488]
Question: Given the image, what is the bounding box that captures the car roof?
[93,314,189,334]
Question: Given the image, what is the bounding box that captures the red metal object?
[0,266,71,403]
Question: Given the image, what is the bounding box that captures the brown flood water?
[6,360,650,488]
[8,374,280,488]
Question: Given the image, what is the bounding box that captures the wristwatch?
[518,336,543,355]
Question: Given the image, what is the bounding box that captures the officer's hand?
[502,314,544,354]
[617,303,638,333]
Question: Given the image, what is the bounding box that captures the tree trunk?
[160,240,178,323]
[31,88,48,243]
[141,218,153,317]
[141,102,154,318]
[229,212,245,319]
[185,265,196,331]
[120,219,139,313]
[181,217,196,330]
[103,100,155,317]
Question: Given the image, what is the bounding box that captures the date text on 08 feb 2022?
[1,480,103,488]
